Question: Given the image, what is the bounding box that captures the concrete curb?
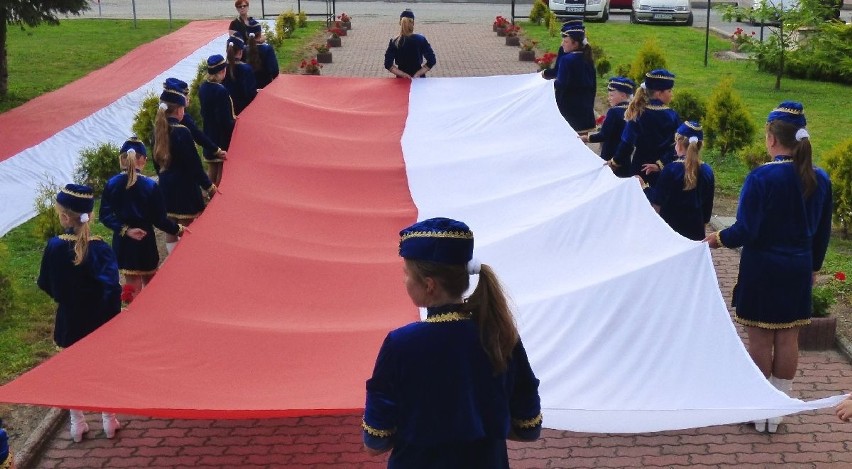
[13,408,64,469]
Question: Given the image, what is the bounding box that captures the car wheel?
[630,10,637,23]
[601,6,609,22]
[685,12,693,26]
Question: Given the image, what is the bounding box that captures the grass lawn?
[1,19,190,113]
[0,20,326,384]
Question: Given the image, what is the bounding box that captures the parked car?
[610,0,633,9]
[549,0,611,22]
[631,0,693,25]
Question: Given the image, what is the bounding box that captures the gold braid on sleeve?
[512,413,543,429]
[361,418,395,438]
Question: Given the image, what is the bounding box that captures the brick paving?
[28,16,852,469]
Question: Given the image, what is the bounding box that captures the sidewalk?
[26,16,852,469]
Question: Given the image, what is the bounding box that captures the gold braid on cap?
[773,106,803,115]
[208,58,226,69]
[684,121,702,131]
[400,230,473,242]
[60,187,93,199]
[163,88,187,98]
[645,73,674,81]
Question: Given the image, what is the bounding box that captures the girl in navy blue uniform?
[224,35,257,115]
[163,78,227,165]
[363,218,542,469]
[582,76,635,173]
[610,69,680,187]
[545,22,596,134]
[99,138,185,301]
[38,184,122,442]
[153,87,216,255]
[646,121,715,241]
[245,19,279,89]
[384,9,437,79]
[706,102,832,433]
[199,55,236,186]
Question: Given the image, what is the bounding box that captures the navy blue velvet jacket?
[363,304,541,469]
[38,233,121,347]
[181,113,220,158]
[613,99,679,184]
[224,62,257,115]
[154,117,214,218]
[199,79,236,159]
[384,34,437,77]
[100,172,180,237]
[647,158,715,241]
[587,102,629,161]
[250,43,280,89]
[553,51,597,133]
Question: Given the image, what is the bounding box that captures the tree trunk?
[1,10,8,97]
[775,22,784,91]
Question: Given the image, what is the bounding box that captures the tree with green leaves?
[1,0,89,97]
[704,78,756,159]
[720,0,838,90]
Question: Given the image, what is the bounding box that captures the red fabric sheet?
[0,76,419,418]
[0,20,228,162]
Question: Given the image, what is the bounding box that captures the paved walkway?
[27,15,852,469]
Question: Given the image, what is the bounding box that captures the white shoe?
[102,413,121,439]
[767,416,782,433]
[753,419,766,432]
[69,410,89,443]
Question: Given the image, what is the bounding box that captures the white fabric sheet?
[0,34,229,237]
[402,73,845,433]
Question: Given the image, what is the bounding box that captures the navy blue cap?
[644,69,675,91]
[207,54,227,74]
[399,218,474,265]
[677,121,703,142]
[560,21,585,42]
[400,9,415,19]
[120,136,147,156]
[160,88,186,107]
[607,76,635,94]
[163,77,189,96]
[767,101,806,128]
[57,184,95,214]
[247,18,263,37]
[227,35,246,51]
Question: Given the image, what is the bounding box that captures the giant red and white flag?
[0,71,844,432]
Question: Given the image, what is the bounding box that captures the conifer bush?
[32,178,64,241]
[277,10,297,39]
[187,60,206,125]
[298,11,308,28]
[738,141,770,170]
[629,38,667,85]
[823,138,852,238]
[529,0,549,25]
[670,89,706,123]
[75,143,120,197]
[703,78,756,159]
[132,92,159,150]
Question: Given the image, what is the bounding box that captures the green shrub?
[187,60,205,126]
[783,22,852,84]
[529,0,549,25]
[263,21,283,49]
[812,284,835,317]
[32,178,64,241]
[738,140,770,170]
[629,38,667,85]
[131,92,159,150]
[670,89,707,123]
[0,243,13,318]
[74,142,120,196]
[298,10,308,28]
[703,78,756,159]
[615,63,631,78]
[823,138,852,238]
[277,9,297,39]
[546,11,559,36]
[596,57,611,79]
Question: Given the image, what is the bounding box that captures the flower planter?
[316,52,332,64]
[327,37,341,48]
[799,316,837,350]
[519,50,536,62]
[505,36,520,47]
[496,27,507,37]
[493,24,498,32]
[336,28,347,37]
[341,21,352,30]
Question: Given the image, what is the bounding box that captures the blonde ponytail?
[767,120,816,198]
[119,151,138,189]
[624,85,648,122]
[153,105,172,170]
[57,205,91,266]
[395,17,414,47]
[676,134,703,191]
[465,264,519,374]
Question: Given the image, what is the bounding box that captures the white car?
[548,0,611,22]
[630,0,693,25]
